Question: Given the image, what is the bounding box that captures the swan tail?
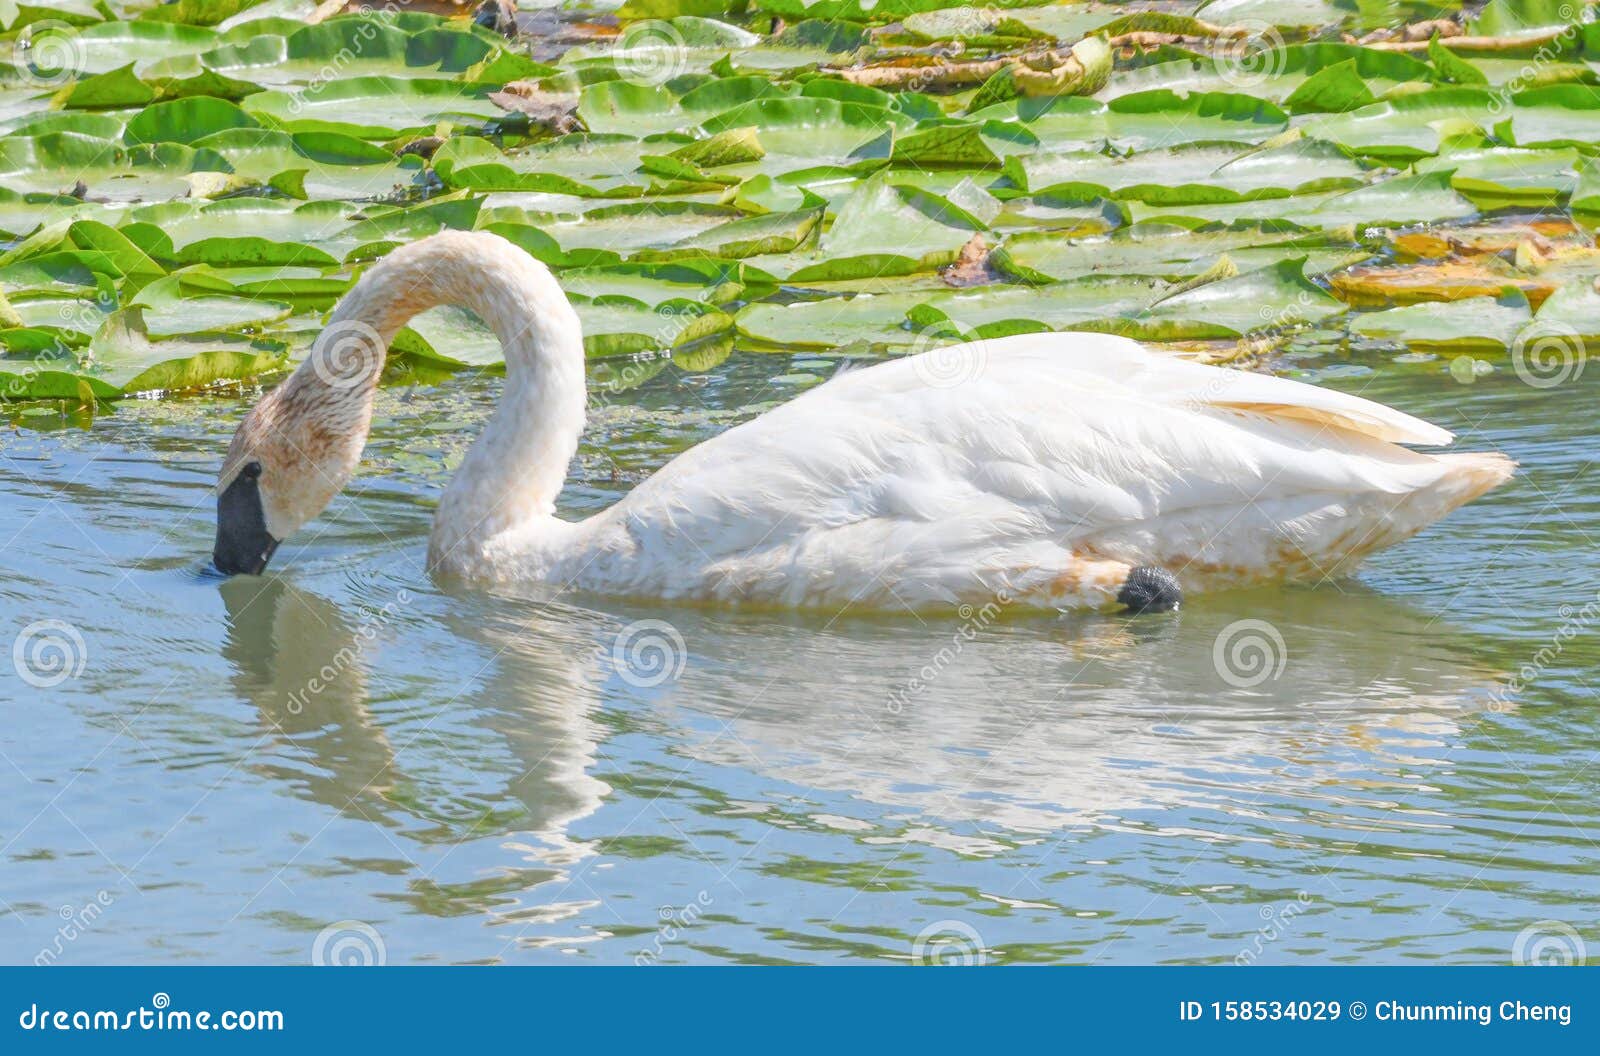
[1314,451,1516,579]
[1425,451,1518,513]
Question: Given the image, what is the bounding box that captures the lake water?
[1,347,1595,965]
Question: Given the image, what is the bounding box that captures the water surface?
[1,349,1595,964]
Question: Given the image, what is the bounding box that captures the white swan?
[214,230,1514,611]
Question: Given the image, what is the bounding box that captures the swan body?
[215,231,1514,611]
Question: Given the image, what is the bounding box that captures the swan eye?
[240,461,263,481]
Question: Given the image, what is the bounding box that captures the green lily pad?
[1350,292,1533,353]
[130,272,294,336]
[244,76,502,138]
[83,305,287,394]
[1125,257,1345,339]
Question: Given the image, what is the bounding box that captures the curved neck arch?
[297,230,587,572]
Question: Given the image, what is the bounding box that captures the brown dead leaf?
[1391,219,1587,261]
[1331,262,1555,309]
[489,82,581,134]
[941,235,1002,288]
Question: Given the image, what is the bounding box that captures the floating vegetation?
[3,0,1600,400]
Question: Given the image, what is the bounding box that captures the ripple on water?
[0,358,1595,964]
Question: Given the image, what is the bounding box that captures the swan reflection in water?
[216,576,1510,930]
[219,576,610,865]
[222,574,1509,842]
[618,586,1510,841]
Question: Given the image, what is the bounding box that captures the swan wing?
[580,332,1505,607]
[826,331,1454,446]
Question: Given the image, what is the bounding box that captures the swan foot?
[1117,566,1182,614]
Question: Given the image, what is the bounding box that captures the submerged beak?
[213,470,280,576]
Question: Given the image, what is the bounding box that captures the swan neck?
[299,232,587,571]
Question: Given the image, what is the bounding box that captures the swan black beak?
[213,467,279,576]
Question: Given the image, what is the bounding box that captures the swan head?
[213,375,371,575]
